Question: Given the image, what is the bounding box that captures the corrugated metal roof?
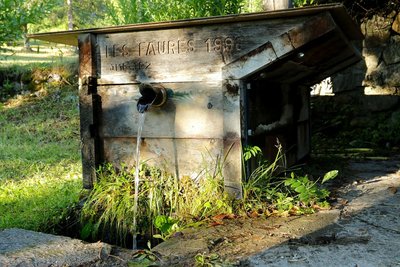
[29,4,362,46]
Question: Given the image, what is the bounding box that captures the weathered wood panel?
[223,80,242,197]
[99,82,226,139]
[95,16,313,84]
[103,137,224,180]
[98,78,241,193]
[223,12,337,80]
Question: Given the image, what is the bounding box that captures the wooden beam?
[78,33,101,189]
[223,12,337,80]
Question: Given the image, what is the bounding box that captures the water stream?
[132,112,146,249]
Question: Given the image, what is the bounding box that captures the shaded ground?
[153,155,400,266]
[1,155,399,266]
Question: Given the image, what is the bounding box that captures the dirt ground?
[1,155,399,267]
[153,155,400,266]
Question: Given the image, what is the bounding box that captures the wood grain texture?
[95,16,309,84]
[78,34,98,189]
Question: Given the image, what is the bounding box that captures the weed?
[240,143,337,216]
[194,253,221,267]
[243,145,262,162]
[128,248,160,267]
[283,170,337,208]
[153,215,179,241]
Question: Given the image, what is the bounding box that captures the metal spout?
[137,83,167,113]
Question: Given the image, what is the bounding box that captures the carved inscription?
[139,40,195,56]
[109,61,151,71]
[205,37,241,53]
[104,36,241,72]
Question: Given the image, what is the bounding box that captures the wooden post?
[78,33,102,189]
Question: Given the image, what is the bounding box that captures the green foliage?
[104,0,245,25]
[0,0,23,44]
[128,249,159,267]
[66,0,108,29]
[291,0,400,21]
[312,96,400,152]
[195,253,221,267]
[105,0,147,25]
[243,145,262,162]
[242,0,264,12]
[240,143,337,215]
[322,170,339,184]
[284,173,330,204]
[292,0,315,7]
[153,215,179,241]
[0,0,57,45]
[360,112,400,146]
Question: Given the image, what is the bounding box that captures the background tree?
[0,0,57,50]
[105,0,147,25]
[0,0,24,46]
[29,0,107,32]
[67,0,74,30]
[17,0,57,51]
[70,1,107,29]
[104,0,245,25]
[263,0,292,10]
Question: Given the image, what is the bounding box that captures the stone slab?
[0,228,112,267]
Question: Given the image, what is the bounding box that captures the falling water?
[132,112,146,249]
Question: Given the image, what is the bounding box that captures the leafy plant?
[152,215,179,241]
[195,253,221,267]
[240,142,338,216]
[128,248,159,267]
[284,173,327,204]
[243,145,262,162]
[1,79,14,97]
[241,144,283,209]
[104,0,244,24]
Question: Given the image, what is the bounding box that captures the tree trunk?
[263,0,292,11]
[21,24,33,52]
[67,0,74,30]
[137,0,143,22]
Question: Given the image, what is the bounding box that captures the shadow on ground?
[153,155,400,266]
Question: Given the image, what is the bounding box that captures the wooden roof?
[29,4,362,46]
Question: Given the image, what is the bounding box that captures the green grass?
[0,42,77,66]
[0,75,82,232]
